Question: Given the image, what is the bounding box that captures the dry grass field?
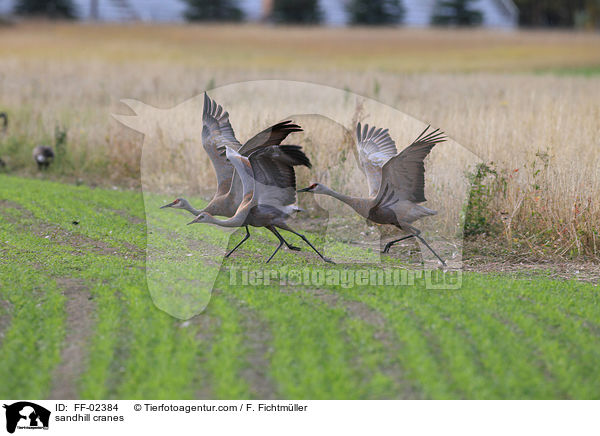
[1,22,600,402]
[0,22,599,259]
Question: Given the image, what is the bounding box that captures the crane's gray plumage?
[224,145,307,211]
[162,93,303,219]
[299,124,447,265]
[160,198,202,215]
[247,145,311,209]
[356,122,397,197]
[201,93,303,198]
[376,126,445,204]
[238,120,303,156]
[201,92,242,197]
[189,143,332,264]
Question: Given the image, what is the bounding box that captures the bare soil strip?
[193,290,219,399]
[49,278,95,399]
[0,200,143,259]
[222,293,278,399]
[0,299,13,350]
[463,256,599,284]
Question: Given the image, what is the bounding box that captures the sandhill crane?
[33,145,54,170]
[161,93,302,219]
[298,124,446,266]
[161,197,203,215]
[188,144,333,264]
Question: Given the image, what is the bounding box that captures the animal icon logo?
[3,402,51,434]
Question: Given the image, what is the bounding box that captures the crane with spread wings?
[161,93,303,219]
[188,144,333,264]
[298,123,446,265]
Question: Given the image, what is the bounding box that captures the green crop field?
[1,174,598,399]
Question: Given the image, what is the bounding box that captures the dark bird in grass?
[298,124,447,266]
[0,112,7,133]
[188,144,333,264]
[161,93,303,220]
[0,112,7,168]
[33,145,55,170]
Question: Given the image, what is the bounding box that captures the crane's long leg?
[267,226,301,251]
[277,224,335,264]
[382,234,416,253]
[265,226,286,263]
[386,225,446,266]
[225,226,250,258]
[415,234,446,266]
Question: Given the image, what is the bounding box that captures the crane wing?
[202,93,242,195]
[238,120,303,156]
[376,126,446,204]
[356,123,397,197]
[248,145,312,209]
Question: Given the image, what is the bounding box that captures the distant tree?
[347,0,404,25]
[432,0,483,26]
[14,0,76,19]
[581,0,600,28]
[271,0,322,24]
[184,0,244,22]
[513,0,593,27]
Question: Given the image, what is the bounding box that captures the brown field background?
[0,23,599,258]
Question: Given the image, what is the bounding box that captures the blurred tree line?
[432,0,483,26]
[184,0,243,21]
[270,0,322,24]
[183,0,404,24]
[9,0,600,28]
[187,0,600,27]
[189,0,600,27]
[14,0,76,18]
[514,0,600,28]
[346,0,404,25]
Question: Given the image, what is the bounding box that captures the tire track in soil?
[224,295,277,400]
[192,310,218,400]
[0,200,143,259]
[0,299,13,350]
[49,278,95,399]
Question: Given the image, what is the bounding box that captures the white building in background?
[0,0,518,28]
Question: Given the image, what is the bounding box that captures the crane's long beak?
[160,201,177,209]
[297,186,313,193]
[187,216,201,225]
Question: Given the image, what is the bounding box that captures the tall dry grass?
[0,23,598,258]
